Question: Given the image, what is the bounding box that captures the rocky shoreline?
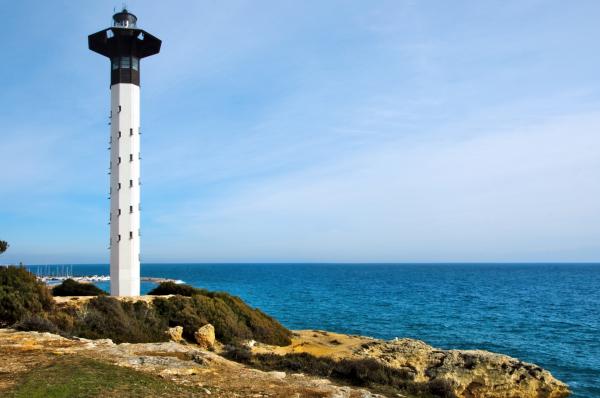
[0,326,569,398]
[252,330,569,398]
[0,269,571,398]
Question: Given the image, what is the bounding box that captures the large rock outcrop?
[357,337,569,398]
[254,330,570,398]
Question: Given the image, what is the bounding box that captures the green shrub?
[424,378,456,398]
[3,269,291,347]
[222,349,456,398]
[14,314,60,334]
[52,279,107,296]
[148,282,204,296]
[153,293,292,346]
[70,296,168,343]
[0,266,53,326]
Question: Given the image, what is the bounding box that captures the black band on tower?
[88,10,161,87]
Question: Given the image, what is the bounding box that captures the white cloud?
[143,110,600,262]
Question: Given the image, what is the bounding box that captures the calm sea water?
[30,263,599,397]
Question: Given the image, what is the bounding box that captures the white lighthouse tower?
[89,9,161,296]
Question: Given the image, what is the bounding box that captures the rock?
[164,326,184,343]
[194,324,215,349]
[268,371,286,379]
[357,338,570,398]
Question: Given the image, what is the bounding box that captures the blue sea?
[30,263,599,397]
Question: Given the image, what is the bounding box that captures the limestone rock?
[357,338,570,398]
[268,370,286,379]
[194,324,215,349]
[164,326,184,343]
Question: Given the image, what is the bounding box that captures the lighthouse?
[89,9,161,296]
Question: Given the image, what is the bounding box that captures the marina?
[29,265,182,285]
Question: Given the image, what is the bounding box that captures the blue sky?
[0,0,599,264]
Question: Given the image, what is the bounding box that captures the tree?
[0,240,8,255]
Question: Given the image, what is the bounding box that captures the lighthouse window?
[129,231,133,239]
[118,157,121,164]
[118,209,121,216]
[132,57,139,71]
[111,58,118,70]
[130,128,133,136]
[120,56,131,69]
[129,179,133,187]
[118,183,121,190]
[129,154,133,162]
[129,205,133,213]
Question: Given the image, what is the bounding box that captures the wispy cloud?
[1,0,599,263]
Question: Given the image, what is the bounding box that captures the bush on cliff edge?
[0,266,53,326]
[0,269,291,347]
[147,281,202,296]
[152,292,291,346]
[150,282,292,346]
[67,296,168,343]
[52,278,107,297]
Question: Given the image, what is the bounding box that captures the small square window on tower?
[118,131,122,138]
[129,179,133,187]
[129,154,133,162]
[129,205,133,213]
[130,128,133,136]
[129,231,133,240]
[118,157,121,164]
[118,105,122,113]
[118,209,121,216]
[118,182,121,190]
[118,234,121,242]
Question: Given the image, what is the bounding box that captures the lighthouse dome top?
[113,8,137,28]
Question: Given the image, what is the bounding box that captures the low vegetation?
[223,346,456,398]
[57,296,168,343]
[52,279,107,296]
[0,266,53,327]
[6,356,209,398]
[148,281,291,345]
[147,281,201,296]
[0,268,291,346]
[151,282,292,346]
